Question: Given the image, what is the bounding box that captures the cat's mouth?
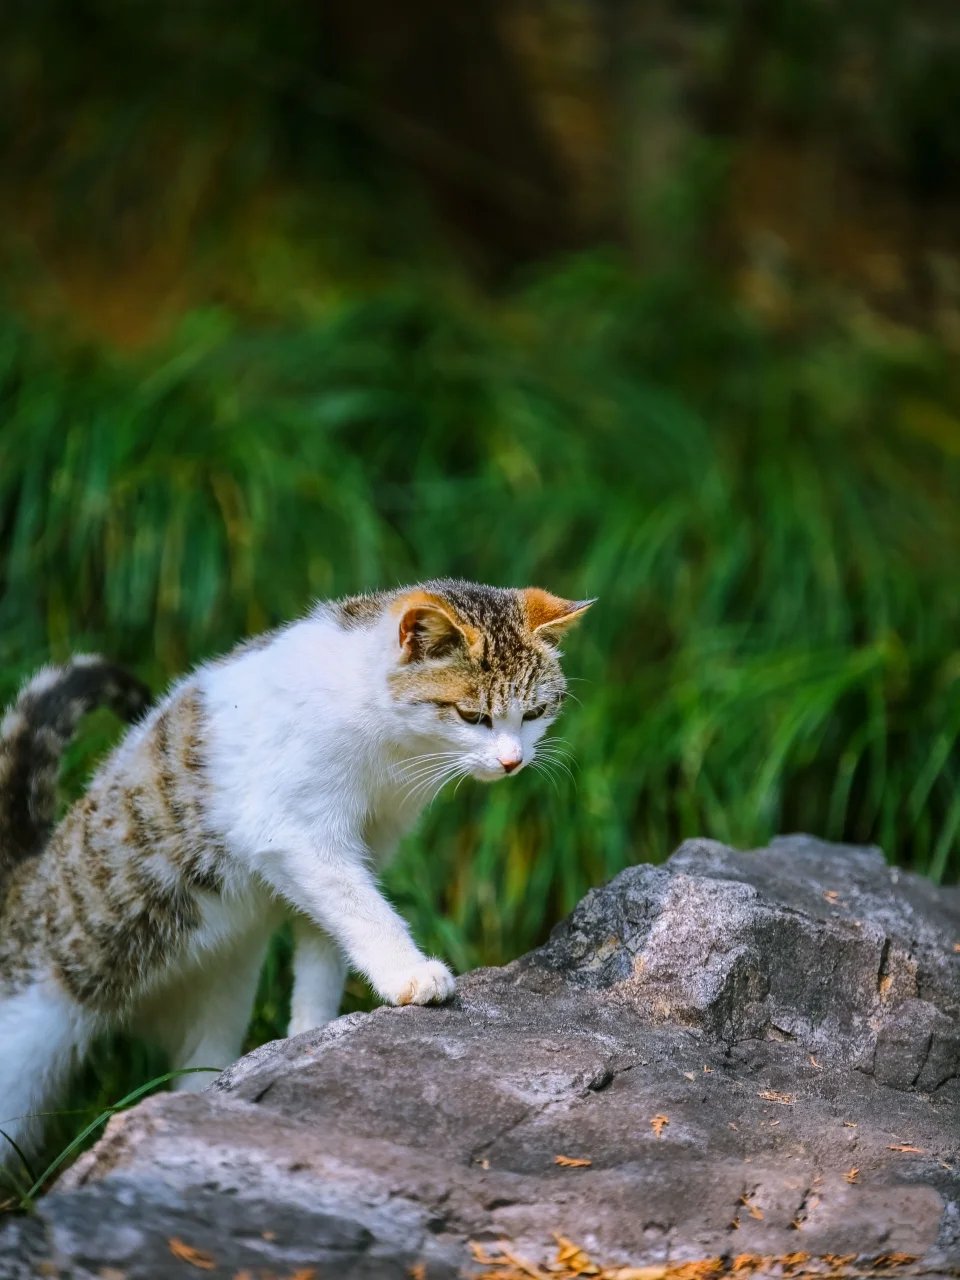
[472,762,523,783]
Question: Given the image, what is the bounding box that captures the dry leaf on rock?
[554,1154,592,1168]
[740,1195,763,1220]
[167,1237,216,1270]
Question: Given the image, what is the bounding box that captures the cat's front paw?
[381,959,456,1007]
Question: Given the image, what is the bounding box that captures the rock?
[536,836,960,1075]
[2,835,958,1279]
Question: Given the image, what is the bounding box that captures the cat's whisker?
[391,751,463,779]
[539,761,576,787]
[427,765,471,808]
[401,761,466,806]
[452,769,472,797]
[415,763,469,809]
[401,770,451,805]
[530,760,561,796]
[538,744,577,765]
[397,760,462,787]
[533,749,576,786]
[392,756,465,787]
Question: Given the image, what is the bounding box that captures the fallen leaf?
[953,942,960,953]
[168,1238,215,1271]
[757,1089,795,1104]
[231,1272,254,1280]
[261,1230,276,1241]
[288,1271,316,1280]
[739,1195,763,1221]
[683,1071,696,1081]
[887,1143,925,1153]
[553,1236,594,1271]
[822,889,841,905]
[844,1166,860,1183]
[842,1120,857,1128]
[408,1264,427,1280]
[474,1156,491,1170]
[553,1236,582,1262]
[554,1154,592,1168]
[98,1270,127,1280]
[493,1242,550,1278]
[808,1054,821,1070]
[650,1114,669,1138]
[781,1255,810,1273]
[702,1065,713,1074]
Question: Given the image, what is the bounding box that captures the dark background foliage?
[1,0,958,1162]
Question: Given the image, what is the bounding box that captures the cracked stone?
[1,834,958,1279]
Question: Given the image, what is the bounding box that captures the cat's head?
[380,579,593,786]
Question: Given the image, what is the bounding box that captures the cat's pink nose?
[501,758,521,774]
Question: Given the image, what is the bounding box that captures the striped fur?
[0,657,151,876]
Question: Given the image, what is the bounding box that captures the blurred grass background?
[1,0,959,1165]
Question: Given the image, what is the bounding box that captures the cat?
[0,580,592,1164]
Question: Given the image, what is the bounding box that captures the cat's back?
[0,672,249,1006]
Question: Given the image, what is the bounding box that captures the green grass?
[1,253,959,1171]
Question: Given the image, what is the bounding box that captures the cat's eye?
[522,704,548,722]
[455,706,493,729]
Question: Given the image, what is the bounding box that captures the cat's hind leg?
[133,933,269,1094]
[0,978,96,1174]
[289,917,347,1036]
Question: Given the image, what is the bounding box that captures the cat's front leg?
[261,840,455,1009]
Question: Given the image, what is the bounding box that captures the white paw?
[381,959,456,1007]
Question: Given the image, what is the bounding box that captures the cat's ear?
[396,592,478,663]
[522,589,596,646]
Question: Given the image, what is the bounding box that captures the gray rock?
[2,835,959,1279]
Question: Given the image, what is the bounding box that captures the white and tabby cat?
[0,580,591,1160]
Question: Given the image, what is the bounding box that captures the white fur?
[0,980,98,1167]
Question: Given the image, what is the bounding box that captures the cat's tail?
[0,656,152,871]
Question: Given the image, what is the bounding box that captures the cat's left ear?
[395,591,479,663]
[522,589,596,646]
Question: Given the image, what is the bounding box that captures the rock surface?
[2,835,959,1279]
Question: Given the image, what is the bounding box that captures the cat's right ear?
[396,593,476,663]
